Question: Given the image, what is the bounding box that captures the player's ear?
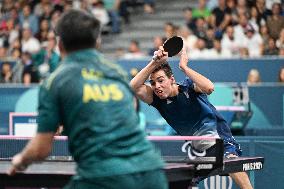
[58,39,66,58]
[170,75,176,85]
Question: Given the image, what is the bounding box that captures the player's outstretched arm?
[130,47,168,104]
[179,48,214,95]
[7,133,54,176]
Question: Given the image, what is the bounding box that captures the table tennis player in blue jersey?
[7,9,168,189]
[130,47,254,189]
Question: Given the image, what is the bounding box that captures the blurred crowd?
[118,0,284,59]
[0,0,155,84]
[0,0,284,85]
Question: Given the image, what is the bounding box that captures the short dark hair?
[151,62,173,78]
[55,9,101,52]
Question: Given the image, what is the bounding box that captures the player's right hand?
[152,46,168,64]
[7,153,28,176]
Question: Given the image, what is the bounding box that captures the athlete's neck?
[169,84,179,97]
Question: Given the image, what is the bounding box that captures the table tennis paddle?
[153,36,183,60]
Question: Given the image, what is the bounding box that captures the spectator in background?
[278,67,284,83]
[123,40,145,59]
[207,39,231,58]
[276,28,284,49]
[8,37,21,57]
[21,52,39,85]
[114,47,126,58]
[21,27,41,54]
[34,0,51,18]
[0,47,8,59]
[178,26,197,52]
[259,24,270,51]
[235,0,249,17]
[19,4,39,35]
[103,0,121,33]
[255,0,272,23]
[33,31,60,81]
[0,62,13,83]
[91,0,110,32]
[226,0,238,25]
[279,47,284,56]
[264,38,279,55]
[221,25,241,56]
[239,47,250,58]
[204,27,215,49]
[6,18,19,46]
[247,69,261,85]
[242,24,263,57]
[10,48,21,60]
[183,7,195,31]
[39,3,53,22]
[50,10,62,30]
[164,22,177,39]
[148,36,164,56]
[0,21,9,48]
[192,17,207,39]
[209,0,232,32]
[35,19,50,43]
[234,14,250,43]
[189,38,208,59]
[249,6,261,32]
[267,3,284,40]
[192,0,211,20]
[143,0,155,14]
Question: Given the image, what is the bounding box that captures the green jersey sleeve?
[37,83,60,133]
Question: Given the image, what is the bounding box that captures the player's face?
[149,70,174,99]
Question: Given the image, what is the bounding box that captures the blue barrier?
[117,57,284,82]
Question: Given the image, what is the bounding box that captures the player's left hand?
[7,153,28,176]
[179,48,189,71]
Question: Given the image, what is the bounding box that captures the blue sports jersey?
[151,77,241,156]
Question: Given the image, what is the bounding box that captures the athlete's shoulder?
[44,63,78,90]
[97,54,129,81]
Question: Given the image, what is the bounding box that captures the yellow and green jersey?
[37,49,164,179]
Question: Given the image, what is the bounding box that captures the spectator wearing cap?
[267,3,284,40]
[242,24,264,57]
